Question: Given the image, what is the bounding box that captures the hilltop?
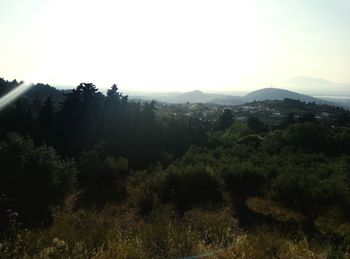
[150,87,338,107]
[244,87,332,104]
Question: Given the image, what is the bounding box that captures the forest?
[1,77,350,258]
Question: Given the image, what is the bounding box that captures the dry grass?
[246,196,304,223]
[0,205,337,259]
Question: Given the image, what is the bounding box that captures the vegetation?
[1,77,350,258]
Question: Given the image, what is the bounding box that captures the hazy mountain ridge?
[0,76,346,108]
[148,87,340,107]
[168,90,231,103]
[285,76,350,96]
[245,88,332,104]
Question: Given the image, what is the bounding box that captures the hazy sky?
[0,0,349,92]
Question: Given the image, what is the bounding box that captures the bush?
[223,163,266,201]
[159,166,223,213]
[283,123,330,153]
[0,133,77,226]
[77,145,129,207]
[262,130,285,154]
[271,165,350,230]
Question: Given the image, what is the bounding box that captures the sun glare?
[1,0,349,92]
[0,82,32,111]
[30,0,262,91]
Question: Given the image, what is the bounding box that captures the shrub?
[77,147,129,207]
[0,133,77,226]
[283,123,330,153]
[223,163,266,201]
[159,166,223,214]
[271,165,350,232]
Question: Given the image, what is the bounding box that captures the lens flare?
[0,82,33,111]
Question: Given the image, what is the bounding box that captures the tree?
[336,112,350,126]
[159,167,223,214]
[271,161,349,232]
[77,143,129,207]
[223,163,266,226]
[332,127,350,154]
[0,134,77,226]
[56,83,104,156]
[216,109,233,131]
[247,115,267,133]
[262,130,285,154]
[281,112,296,128]
[135,100,160,166]
[298,112,318,124]
[39,97,54,128]
[283,123,330,153]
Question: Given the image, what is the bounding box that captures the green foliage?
[237,135,262,149]
[3,78,350,257]
[271,163,350,219]
[56,83,105,156]
[223,163,266,201]
[283,122,330,152]
[216,108,234,131]
[332,127,350,154]
[220,121,251,144]
[262,130,285,154]
[77,143,129,207]
[247,115,267,133]
[159,166,223,213]
[0,133,77,226]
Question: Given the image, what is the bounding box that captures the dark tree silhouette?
[216,108,233,131]
[247,115,267,133]
[0,134,77,227]
[56,83,104,156]
[39,97,54,128]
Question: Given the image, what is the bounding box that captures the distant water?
[315,96,350,100]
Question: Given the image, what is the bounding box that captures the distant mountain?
[285,76,350,96]
[315,96,350,109]
[244,88,331,104]
[208,95,245,105]
[156,87,336,106]
[155,90,244,105]
[288,76,332,87]
[170,90,220,103]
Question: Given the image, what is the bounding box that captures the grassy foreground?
[0,204,334,259]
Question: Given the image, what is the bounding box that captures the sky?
[0,0,349,92]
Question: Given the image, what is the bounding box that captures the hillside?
[1,77,342,109]
[168,90,228,103]
[2,80,350,258]
[244,87,332,104]
[0,78,65,103]
[154,87,338,106]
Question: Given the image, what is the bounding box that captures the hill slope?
[244,88,332,105]
[161,87,336,106]
[169,90,223,103]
